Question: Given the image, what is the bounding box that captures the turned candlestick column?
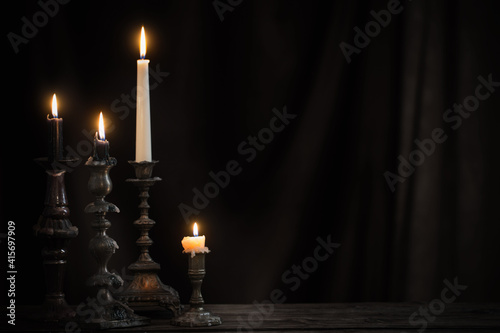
[172,253,221,327]
[116,160,181,317]
[34,157,78,322]
[82,156,149,329]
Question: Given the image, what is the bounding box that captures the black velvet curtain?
[3,0,500,307]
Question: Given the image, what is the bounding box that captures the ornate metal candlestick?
[83,155,149,329]
[116,160,181,316]
[172,253,222,327]
[34,157,79,321]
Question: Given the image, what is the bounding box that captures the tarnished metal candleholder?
[116,160,181,316]
[83,156,149,329]
[172,253,222,327]
[34,157,79,321]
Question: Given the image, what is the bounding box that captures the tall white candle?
[136,26,152,162]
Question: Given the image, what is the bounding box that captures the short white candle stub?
[181,223,210,257]
[181,235,210,258]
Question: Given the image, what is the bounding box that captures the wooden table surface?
[10,303,500,332]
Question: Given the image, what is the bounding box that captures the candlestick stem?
[116,160,181,317]
[33,158,78,321]
[82,157,149,329]
[188,253,205,307]
[172,253,222,327]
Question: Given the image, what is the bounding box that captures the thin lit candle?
[98,112,106,141]
[93,111,110,160]
[47,93,63,161]
[136,26,152,162]
[52,93,58,117]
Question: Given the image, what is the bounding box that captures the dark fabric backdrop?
[3,0,500,307]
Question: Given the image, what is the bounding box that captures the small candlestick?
[172,224,221,327]
[136,26,152,162]
[47,93,63,162]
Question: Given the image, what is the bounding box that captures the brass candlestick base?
[82,157,149,329]
[172,253,222,327]
[117,161,181,317]
[33,157,79,322]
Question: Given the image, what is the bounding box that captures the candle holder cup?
[172,253,222,327]
[82,156,149,329]
[116,160,181,317]
[33,157,79,322]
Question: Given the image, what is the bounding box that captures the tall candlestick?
[116,160,181,316]
[47,93,63,162]
[136,26,152,162]
[35,93,79,321]
[83,150,149,329]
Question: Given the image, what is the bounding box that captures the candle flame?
[98,112,105,141]
[52,93,58,118]
[140,26,146,59]
[193,223,198,237]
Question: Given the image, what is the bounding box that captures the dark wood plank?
[131,303,500,332]
[10,303,500,332]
